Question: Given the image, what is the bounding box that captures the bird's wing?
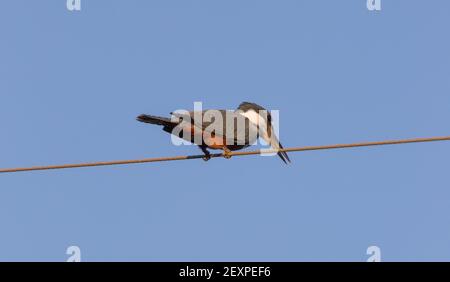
[170,110,257,145]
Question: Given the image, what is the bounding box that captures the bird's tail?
[136,114,174,127]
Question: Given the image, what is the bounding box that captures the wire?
[1,135,449,174]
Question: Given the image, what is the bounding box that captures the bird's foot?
[223,148,232,159]
[202,154,211,161]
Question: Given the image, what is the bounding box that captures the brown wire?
[1,135,449,174]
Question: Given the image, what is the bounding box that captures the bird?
[136,102,291,164]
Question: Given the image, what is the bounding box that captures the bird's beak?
[262,127,291,164]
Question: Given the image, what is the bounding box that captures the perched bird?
[137,102,290,163]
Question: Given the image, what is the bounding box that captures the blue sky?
[1,0,449,261]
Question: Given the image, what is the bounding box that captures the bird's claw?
[202,154,211,161]
[223,149,232,159]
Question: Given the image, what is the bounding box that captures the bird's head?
[237,102,290,163]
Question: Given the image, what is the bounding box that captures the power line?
[1,135,449,174]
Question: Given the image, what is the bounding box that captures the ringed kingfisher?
[137,102,290,164]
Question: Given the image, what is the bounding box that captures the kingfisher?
[137,102,291,164]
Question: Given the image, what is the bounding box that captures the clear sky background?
[1,0,449,261]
